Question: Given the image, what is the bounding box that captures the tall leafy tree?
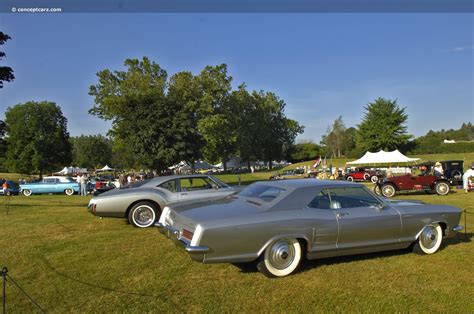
[0,120,6,171]
[356,98,412,152]
[288,140,321,162]
[0,32,14,88]
[5,101,71,176]
[70,135,112,169]
[89,57,176,170]
[321,116,346,157]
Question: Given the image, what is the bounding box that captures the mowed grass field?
[0,189,473,312]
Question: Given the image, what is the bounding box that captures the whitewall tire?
[257,238,302,278]
[65,188,74,196]
[22,189,32,197]
[128,201,160,228]
[413,224,443,255]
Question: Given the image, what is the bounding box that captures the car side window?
[327,187,381,209]
[158,180,177,193]
[179,178,213,192]
[307,190,332,209]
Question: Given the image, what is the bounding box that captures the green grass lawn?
[0,189,473,312]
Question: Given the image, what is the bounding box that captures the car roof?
[259,179,361,189]
[142,174,215,186]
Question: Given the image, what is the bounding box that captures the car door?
[304,190,339,253]
[156,179,180,203]
[177,177,219,202]
[327,187,401,250]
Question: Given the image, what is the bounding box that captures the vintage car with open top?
[156,179,463,277]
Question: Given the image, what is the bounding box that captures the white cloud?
[449,45,474,52]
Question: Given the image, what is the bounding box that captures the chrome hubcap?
[438,184,448,194]
[269,240,295,270]
[421,226,438,249]
[134,206,154,226]
[383,186,394,196]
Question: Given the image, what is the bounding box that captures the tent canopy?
[53,166,88,175]
[96,165,115,172]
[347,150,420,166]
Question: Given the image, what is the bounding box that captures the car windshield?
[239,184,286,202]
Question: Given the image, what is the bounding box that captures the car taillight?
[182,229,194,240]
[91,204,96,214]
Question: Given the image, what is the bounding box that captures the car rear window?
[239,184,285,202]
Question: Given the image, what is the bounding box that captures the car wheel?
[346,176,354,182]
[451,170,462,181]
[5,190,12,196]
[413,223,443,255]
[363,173,370,180]
[128,201,160,228]
[373,185,381,196]
[381,184,396,198]
[256,238,302,278]
[65,188,74,196]
[435,182,450,196]
[22,189,32,197]
[370,175,379,184]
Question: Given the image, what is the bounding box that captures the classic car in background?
[87,174,241,228]
[0,180,20,196]
[20,176,79,196]
[345,168,378,183]
[157,179,463,277]
[374,174,451,197]
[416,160,464,184]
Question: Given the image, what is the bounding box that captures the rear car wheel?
[65,188,74,196]
[435,182,450,196]
[257,238,302,278]
[22,189,32,197]
[128,201,160,228]
[370,175,379,184]
[381,184,396,198]
[346,176,354,182]
[413,223,443,255]
[363,173,370,180]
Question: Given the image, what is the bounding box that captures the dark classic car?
[375,174,451,197]
[0,180,20,196]
[88,174,241,228]
[157,179,463,277]
[417,160,464,184]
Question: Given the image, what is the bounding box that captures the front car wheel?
[257,238,302,278]
[381,184,396,198]
[65,188,74,196]
[413,223,443,255]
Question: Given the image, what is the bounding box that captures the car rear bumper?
[155,222,208,262]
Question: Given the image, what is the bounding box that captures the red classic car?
[374,174,451,197]
[345,168,378,183]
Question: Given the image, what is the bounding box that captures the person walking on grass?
[76,173,82,195]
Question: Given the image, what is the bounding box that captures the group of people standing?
[75,173,89,196]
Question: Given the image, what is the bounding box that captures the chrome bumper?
[452,225,464,232]
[155,222,209,260]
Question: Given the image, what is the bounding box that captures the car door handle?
[181,193,188,195]
[336,212,349,218]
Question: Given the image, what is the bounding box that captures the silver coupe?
[87,174,238,228]
[157,179,464,277]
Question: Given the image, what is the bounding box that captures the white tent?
[96,165,115,172]
[53,166,88,175]
[347,150,420,166]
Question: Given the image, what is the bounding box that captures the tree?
[288,140,321,162]
[0,120,6,171]
[70,135,112,169]
[4,101,72,176]
[321,116,346,158]
[356,98,412,152]
[0,32,14,88]
[89,57,176,170]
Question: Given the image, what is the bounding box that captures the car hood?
[168,196,266,223]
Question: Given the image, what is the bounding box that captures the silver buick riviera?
[87,175,238,228]
[157,179,464,277]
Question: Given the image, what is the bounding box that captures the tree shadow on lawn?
[232,233,472,275]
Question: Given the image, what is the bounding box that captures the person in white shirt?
[462,162,474,193]
[433,162,444,177]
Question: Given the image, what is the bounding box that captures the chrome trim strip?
[155,222,210,253]
[452,225,464,231]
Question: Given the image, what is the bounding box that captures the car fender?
[257,233,312,257]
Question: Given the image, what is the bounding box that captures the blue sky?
[0,13,472,143]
